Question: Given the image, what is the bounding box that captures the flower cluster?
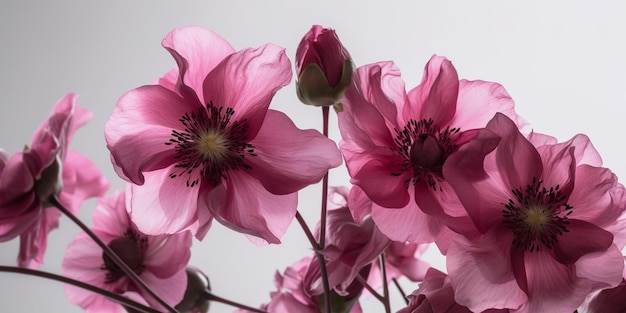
[1,24,626,313]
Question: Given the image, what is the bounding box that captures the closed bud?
[175,267,211,313]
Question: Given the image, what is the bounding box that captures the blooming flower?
[105,26,342,243]
[0,93,109,268]
[337,55,524,245]
[443,113,626,312]
[398,268,509,313]
[295,25,353,107]
[63,189,192,313]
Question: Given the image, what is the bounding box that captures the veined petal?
[161,26,235,101]
[352,158,410,208]
[246,110,341,195]
[202,44,292,137]
[553,219,613,264]
[568,165,625,227]
[58,150,109,214]
[406,55,459,125]
[105,85,198,184]
[449,80,519,130]
[206,170,297,244]
[128,167,200,235]
[575,244,624,290]
[143,232,192,278]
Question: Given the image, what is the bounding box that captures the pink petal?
[139,270,188,311]
[161,26,235,101]
[105,85,198,184]
[246,110,341,195]
[487,113,543,190]
[553,219,613,264]
[569,165,626,228]
[58,150,109,214]
[143,231,192,278]
[406,55,459,125]
[92,190,131,235]
[206,170,297,244]
[347,185,372,223]
[128,167,200,235]
[449,80,518,130]
[575,243,624,289]
[202,44,291,137]
[18,207,61,268]
[352,158,410,208]
[372,190,440,244]
[447,229,528,312]
[521,251,593,313]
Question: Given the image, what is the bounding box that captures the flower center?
[166,101,255,187]
[390,118,460,190]
[502,177,573,252]
[102,230,147,283]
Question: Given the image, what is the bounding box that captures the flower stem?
[202,290,268,313]
[295,211,332,313]
[50,196,179,313]
[393,277,409,305]
[319,105,330,249]
[380,253,391,313]
[0,265,160,313]
[356,274,384,302]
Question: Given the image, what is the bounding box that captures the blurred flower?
[105,26,342,243]
[398,268,509,313]
[444,113,626,313]
[337,55,524,246]
[296,25,353,107]
[0,93,109,268]
[366,241,430,292]
[63,189,192,313]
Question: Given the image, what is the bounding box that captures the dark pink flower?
[0,93,109,268]
[63,189,192,313]
[443,113,626,312]
[105,26,342,243]
[295,25,353,107]
[337,56,524,245]
[304,187,390,296]
[578,279,626,313]
[398,268,509,313]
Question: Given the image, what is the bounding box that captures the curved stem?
[356,274,384,303]
[50,196,179,313]
[295,211,331,313]
[202,290,268,313]
[0,266,160,313]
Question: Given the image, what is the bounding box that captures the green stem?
[0,265,160,313]
[50,196,179,313]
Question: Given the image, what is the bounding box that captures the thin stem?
[202,290,268,313]
[0,266,160,313]
[295,210,331,313]
[380,254,391,313]
[393,277,409,305]
[355,274,384,302]
[50,196,179,313]
[319,105,330,249]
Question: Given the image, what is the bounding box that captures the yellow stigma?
[524,206,549,232]
[197,130,229,162]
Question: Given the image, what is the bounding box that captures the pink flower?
[303,187,390,296]
[366,241,430,292]
[63,189,192,313]
[578,280,626,313]
[240,257,363,313]
[337,55,524,245]
[443,113,626,312]
[398,268,509,313]
[0,93,109,268]
[295,25,353,107]
[105,26,342,243]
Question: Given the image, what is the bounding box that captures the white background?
[1,1,626,312]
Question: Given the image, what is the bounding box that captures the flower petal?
[105,85,198,184]
[202,44,291,137]
[128,166,199,235]
[246,110,341,195]
[352,158,410,208]
[206,170,297,244]
[143,231,192,278]
[553,219,613,264]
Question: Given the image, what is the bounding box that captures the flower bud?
[34,155,63,207]
[175,267,211,313]
[296,25,353,107]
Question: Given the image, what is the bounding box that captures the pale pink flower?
[337,55,524,245]
[366,241,430,292]
[443,113,626,312]
[0,93,109,268]
[398,268,509,313]
[63,189,192,313]
[105,26,342,243]
[295,25,353,107]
